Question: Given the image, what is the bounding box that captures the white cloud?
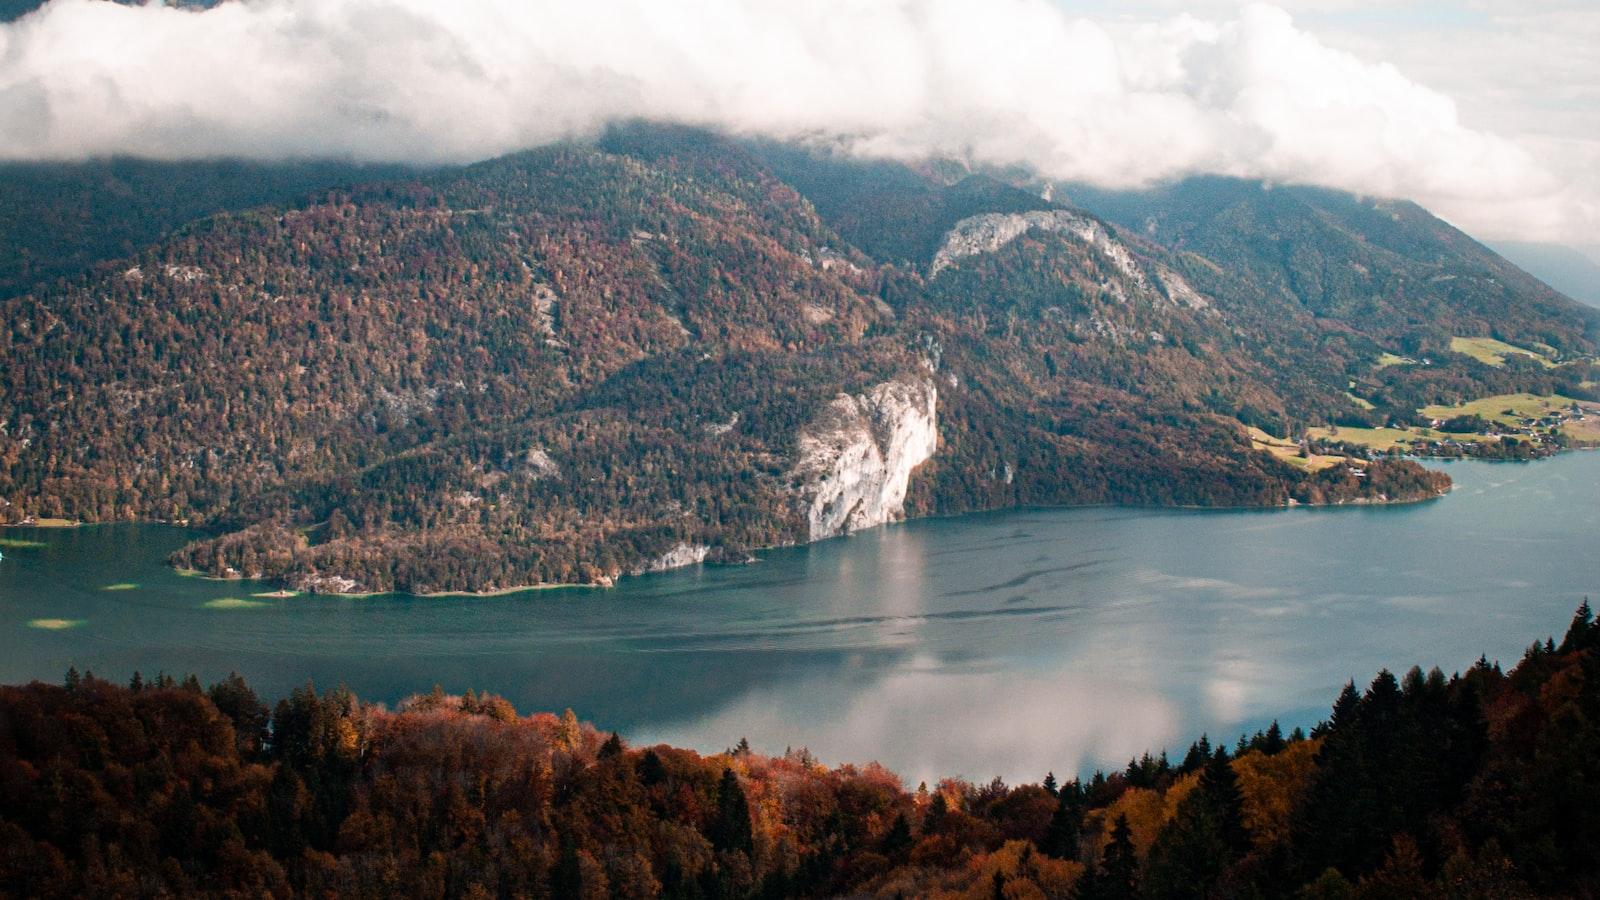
[0,0,1589,241]
[633,656,1183,786]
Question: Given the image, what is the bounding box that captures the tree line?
[2,602,1596,898]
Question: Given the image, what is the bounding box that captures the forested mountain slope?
[1062,176,1599,355]
[1491,240,1600,308]
[0,159,411,299]
[1,128,1594,593]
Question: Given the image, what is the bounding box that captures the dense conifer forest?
[1,602,1596,898]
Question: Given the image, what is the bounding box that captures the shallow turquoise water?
[2,454,1596,783]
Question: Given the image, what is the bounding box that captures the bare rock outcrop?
[791,376,938,542]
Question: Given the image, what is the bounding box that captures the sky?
[1073,0,1600,256]
[0,0,1594,251]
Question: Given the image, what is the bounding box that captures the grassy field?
[1377,352,1418,368]
[1305,424,1500,452]
[1449,336,1556,368]
[1420,393,1582,427]
[1311,393,1600,450]
[1345,392,1376,410]
[1249,426,1348,471]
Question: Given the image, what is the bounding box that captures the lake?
[3,453,1596,785]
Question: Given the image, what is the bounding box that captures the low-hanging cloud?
[0,0,1586,240]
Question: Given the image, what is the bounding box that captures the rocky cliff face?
[930,210,1209,309]
[791,376,938,542]
[631,543,711,575]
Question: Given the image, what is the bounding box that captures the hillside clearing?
[1248,426,1347,471]
[1449,336,1556,368]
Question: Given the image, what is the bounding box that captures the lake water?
[3,453,1597,785]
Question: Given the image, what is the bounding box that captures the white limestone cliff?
[632,543,712,575]
[929,210,1210,310]
[791,376,938,542]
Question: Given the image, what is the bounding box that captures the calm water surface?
[3,454,1596,784]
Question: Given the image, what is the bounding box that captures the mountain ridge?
[1,128,1593,593]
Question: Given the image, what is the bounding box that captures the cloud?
[634,652,1185,785]
[0,0,1586,240]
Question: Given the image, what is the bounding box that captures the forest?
[1,602,1596,898]
[1,126,1596,593]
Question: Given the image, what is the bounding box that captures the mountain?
[1,128,1595,593]
[1060,176,1598,353]
[0,158,412,301]
[1490,241,1600,309]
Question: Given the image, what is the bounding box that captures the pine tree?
[1142,750,1249,898]
[1041,782,1084,860]
[1181,735,1212,773]
[1098,815,1139,900]
[925,792,949,834]
[638,749,666,786]
[1261,720,1286,755]
[550,837,583,898]
[1559,599,1595,653]
[1201,749,1248,854]
[710,768,753,855]
[1329,681,1362,731]
[881,813,913,856]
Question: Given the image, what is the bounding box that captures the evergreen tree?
[1180,735,1212,773]
[208,672,268,756]
[1082,815,1138,900]
[1202,749,1249,854]
[1042,782,1085,860]
[1559,599,1595,653]
[1142,750,1249,898]
[550,837,583,898]
[639,749,666,786]
[710,768,753,855]
[1329,681,1362,730]
[881,812,913,856]
[1261,720,1286,755]
[925,792,949,834]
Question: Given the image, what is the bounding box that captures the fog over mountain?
[1492,241,1600,309]
[0,0,1584,243]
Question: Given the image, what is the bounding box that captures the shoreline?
[13,445,1587,599]
[173,566,603,599]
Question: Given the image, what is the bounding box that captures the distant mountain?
[0,158,411,300]
[1490,241,1600,309]
[1,129,1594,593]
[1060,176,1598,354]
